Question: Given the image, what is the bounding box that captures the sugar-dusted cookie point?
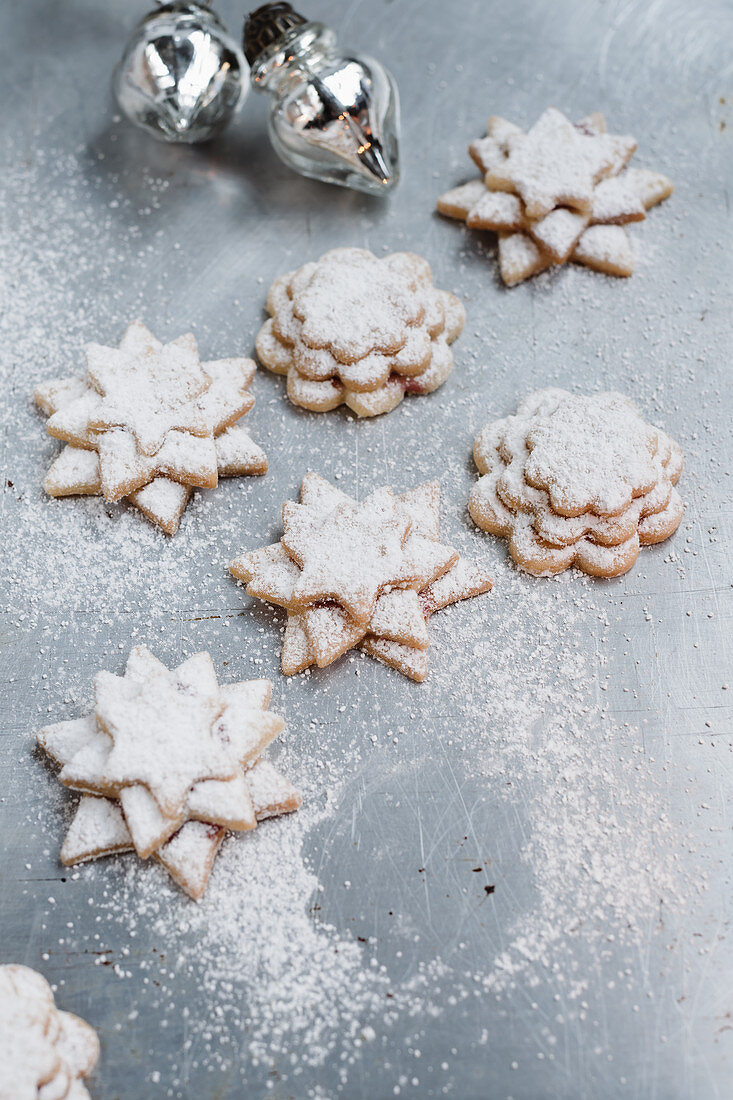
[468,389,684,578]
[572,224,635,277]
[255,248,466,417]
[229,473,492,681]
[0,964,99,1100]
[37,646,301,900]
[33,323,268,534]
[436,108,672,286]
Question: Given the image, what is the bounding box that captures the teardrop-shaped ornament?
[114,1,248,144]
[243,3,400,196]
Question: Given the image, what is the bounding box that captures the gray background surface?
[1,1,731,1098]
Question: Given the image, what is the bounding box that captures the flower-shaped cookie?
[37,646,301,899]
[0,964,99,1100]
[437,108,673,285]
[468,389,684,577]
[33,322,268,534]
[230,473,492,681]
[255,248,466,417]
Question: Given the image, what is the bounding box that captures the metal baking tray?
[1,1,730,1097]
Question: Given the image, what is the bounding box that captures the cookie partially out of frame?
[0,963,100,1100]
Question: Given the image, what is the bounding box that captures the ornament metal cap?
[243,2,306,66]
[242,2,400,196]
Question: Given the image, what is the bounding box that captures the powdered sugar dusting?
[1,10,730,1093]
[294,249,421,360]
[522,391,662,515]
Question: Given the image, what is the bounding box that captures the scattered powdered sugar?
[47,566,695,1093]
[80,770,421,1087]
[465,575,685,998]
[2,76,728,1097]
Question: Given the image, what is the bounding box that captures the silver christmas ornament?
[114,1,248,144]
[243,2,400,196]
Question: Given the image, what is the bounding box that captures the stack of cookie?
[468,388,684,577]
[437,107,673,285]
[230,473,493,681]
[34,322,267,534]
[0,964,99,1100]
[38,646,301,899]
[255,247,466,416]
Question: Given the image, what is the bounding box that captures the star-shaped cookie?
[484,106,636,219]
[229,474,493,681]
[33,322,268,534]
[37,646,301,899]
[437,109,672,285]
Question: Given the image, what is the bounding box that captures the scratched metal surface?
[1,0,731,1098]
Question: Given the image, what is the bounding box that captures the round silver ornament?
[114,1,248,144]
